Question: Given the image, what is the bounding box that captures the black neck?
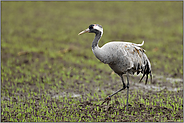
[92,31,102,49]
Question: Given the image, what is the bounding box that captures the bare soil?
[1,51,183,122]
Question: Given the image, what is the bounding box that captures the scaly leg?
[101,74,126,105]
[126,72,130,110]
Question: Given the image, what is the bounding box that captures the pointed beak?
[78,28,90,35]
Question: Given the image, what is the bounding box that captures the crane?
[78,24,152,110]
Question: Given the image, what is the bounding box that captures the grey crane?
[78,24,152,110]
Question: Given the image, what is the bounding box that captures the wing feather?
[99,41,152,83]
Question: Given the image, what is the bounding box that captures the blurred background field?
[1,1,183,122]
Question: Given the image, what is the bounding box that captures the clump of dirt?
[76,99,182,122]
[1,48,183,122]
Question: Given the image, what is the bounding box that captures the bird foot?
[101,97,111,105]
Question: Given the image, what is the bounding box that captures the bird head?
[78,24,103,35]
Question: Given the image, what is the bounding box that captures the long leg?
[108,75,126,98]
[126,72,130,110]
[101,74,126,105]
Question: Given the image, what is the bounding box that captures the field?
[1,1,183,122]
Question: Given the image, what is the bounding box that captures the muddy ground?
[1,51,183,122]
[1,2,183,122]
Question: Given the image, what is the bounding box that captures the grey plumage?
[78,24,152,110]
[93,41,151,76]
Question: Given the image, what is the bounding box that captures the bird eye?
[89,24,94,29]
